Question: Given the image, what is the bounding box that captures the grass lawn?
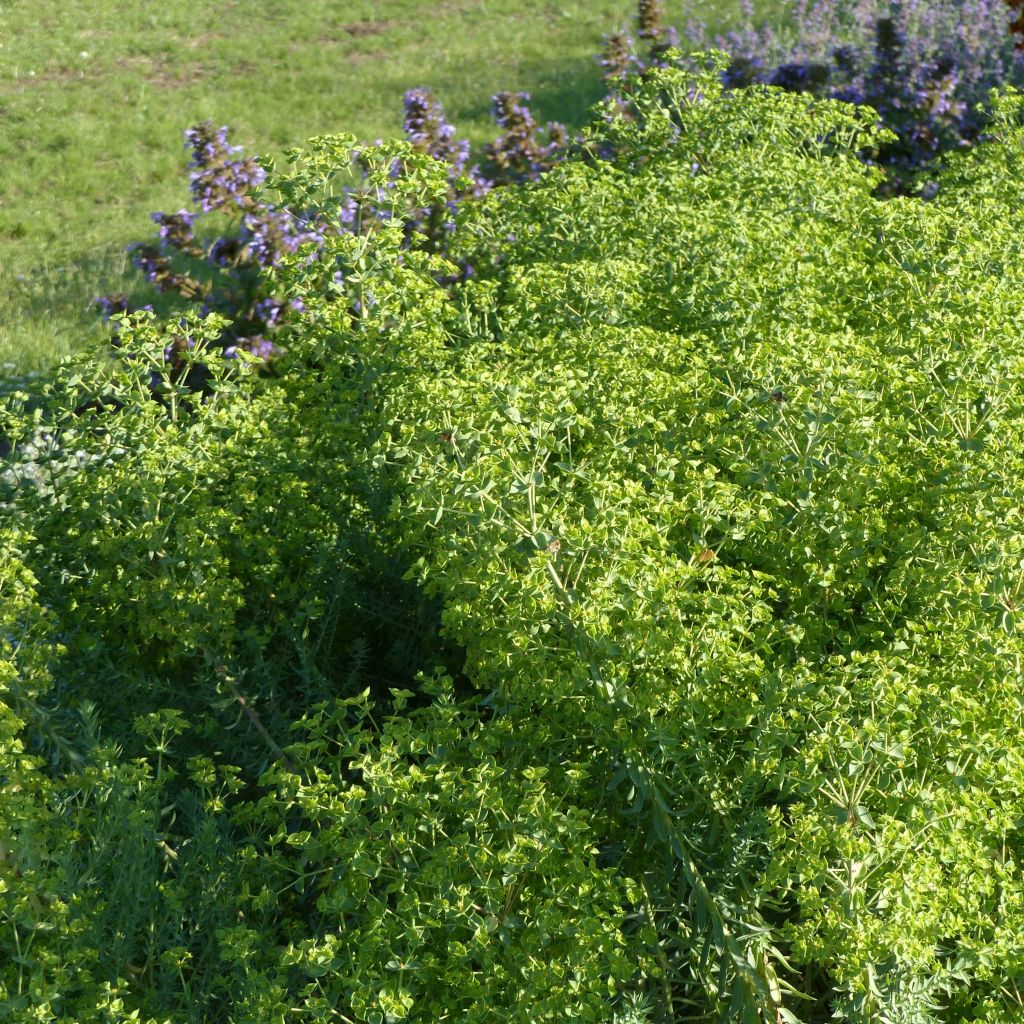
[0,0,770,375]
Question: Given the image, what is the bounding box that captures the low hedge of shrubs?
[5,52,1024,1023]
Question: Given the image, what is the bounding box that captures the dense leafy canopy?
[4,58,1024,1023]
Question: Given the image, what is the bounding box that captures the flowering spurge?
[398,67,1024,1022]
[16,63,1024,1024]
[283,92,482,259]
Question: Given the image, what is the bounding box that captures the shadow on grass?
[0,241,196,380]
[2,246,135,374]
[443,52,612,135]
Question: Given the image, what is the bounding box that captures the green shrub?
[372,63,1024,1020]
[6,56,1024,1023]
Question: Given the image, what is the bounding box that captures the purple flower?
[637,0,665,42]
[184,123,240,169]
[209,235,245,268]
[184,122,266,213]
[152,208,194,236]
[240,335,278,360]
[223,334,279,362]
[673,0,1024,187]
[403,88,469,173]
[601,31,640,85]
[150,209,203,257]
[239,208,323,267]
[128,242,203,299]
[252,297,284,327]
[769,61,830,92]
[95,293,130,319]
[190,159,266,214]
[485,92,565,184]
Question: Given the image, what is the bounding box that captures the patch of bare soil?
[339,20,397,38]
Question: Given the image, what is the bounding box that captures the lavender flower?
[184,122,240,168]
[601,31,640,86]
[768,60,831,91]
[403,88,470,173]
[184,121,266,213]
[485,92,566,183]
[150,209,204,259]
[208,235,246,269]
[94,293,130,320]
[1011,0,1024,46]
[637,0,665,41]
[252,298,284,327]
[465,166,494,198]
[223,335,279,361]
[129,244,202,298]
[648,25,681,67]
[670,0,1024,188]
[241,209,323,268]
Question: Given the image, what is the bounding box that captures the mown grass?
[0,0,778,375]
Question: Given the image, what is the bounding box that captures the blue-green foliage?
[4,58,1024,1022]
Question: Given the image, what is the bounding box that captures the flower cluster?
[1011,0,1024,46]
[678,0,1024,188]
[94,293,130,319]
[98,123,329,368]
[403,87,471,172]
[636,0,664,41]
[184,121,266,213]
[596,1,1024,190]
[240,208,323,268]
[600,30,640,88]
[128,242,203,299]
[395,88,482,252]
[98,0,1024,380]
[150,209,203,257]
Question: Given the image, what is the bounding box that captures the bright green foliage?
[5,55,1024,1023]
[373,62,1024,1019]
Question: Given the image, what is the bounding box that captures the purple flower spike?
[485,92,566,184]
[184,121,266,213]
[403,88,472,175]
[151,209,203,257]
[95,293,130,320]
